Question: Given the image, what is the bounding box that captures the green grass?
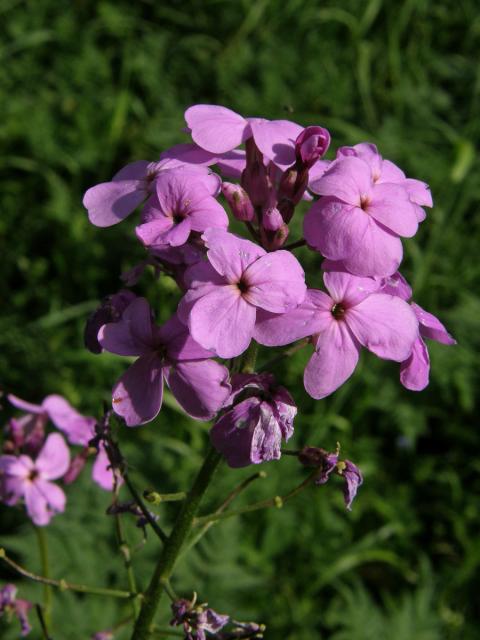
[1,1,479,638]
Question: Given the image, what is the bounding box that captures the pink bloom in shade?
[254,267,418,399]
[0,433,69,526]
[304,155,420,277]
[210,373,296,468]
[0,584,33,636]
[135,169,228,249]
[3,413,46,457]
[184,104,304,169]
[98,298,231,426]
[85,289,136,354]
[7,394,116,491]
[83,146,221,228]
[400,302,456,391]
[178,229,307,358]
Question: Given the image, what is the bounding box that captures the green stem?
[193,469,319,527]
[0,548,135,599]
[34,527,52,625]
[181,471,267,558]
[123,471,168,543]
[35,604,53,640]
[240,340,259,374]
[130,446,222,639]
[114,511,140,617]
[144,491,187,504]
[283,238,307,251]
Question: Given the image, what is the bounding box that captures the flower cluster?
[83,103,455,481]
[0,394,114,526]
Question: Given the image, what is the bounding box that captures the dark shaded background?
[1,1,479,638]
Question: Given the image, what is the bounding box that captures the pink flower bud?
[262,207,283,231]
[295,126,330,168]
[221,182,254,221]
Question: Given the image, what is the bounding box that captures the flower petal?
[99,297,155,356]
[83,176,147,227]
[185,104,249,154]
[24,479,66,526]
[305,197,404,277]
[304,321,361,399]
[368,183,419,237]
[35,433,70,480]
[203,229,265,283]
[7,394,44,414]
[412,303,456,345]
[400,337,430,391]
[253,289,332,346]
[112,354,164,426]
[92,445,115,491]
[322,266,380,306]
[309,156,372,205]
[165,360,231,420]
[249,118,303,169]
[42,395,95,446]
[346,293,418,361]
[243,250,306,312]
[189,287,256,358]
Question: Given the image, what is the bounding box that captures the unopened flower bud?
[222,183,254,221]
[241,139,273,207]
[260,223,289,251]
[262,207,283,232]
[295,126,330,168]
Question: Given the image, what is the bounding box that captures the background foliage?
[1,0,478,638]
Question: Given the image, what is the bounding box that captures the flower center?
[331,303,345,319]
[173,212,184,225]
[28,469,39,482]
[237,279,249,294]
[359,194,370,210]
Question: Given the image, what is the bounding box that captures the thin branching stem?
[193,469,320,527]
[0,548,135,599]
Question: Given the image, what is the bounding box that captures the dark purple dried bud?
[337,459,363,510]
[295,126,330,168]
[210,373,296,468]
[84,290,136,354]
[222,183,254,222]
[298,446,339,484]
[0,584,32,637]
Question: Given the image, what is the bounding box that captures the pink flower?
[304,155,420,276]
[83,144,220,228]
[99,298,231,426]
[178,229,306,358]
[254,265,418,398]
[0,433,69,526]
[334,142,433,222]
[7,394,115,491]
[135,168,228,249]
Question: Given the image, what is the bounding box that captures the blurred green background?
[1,0,479,638]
